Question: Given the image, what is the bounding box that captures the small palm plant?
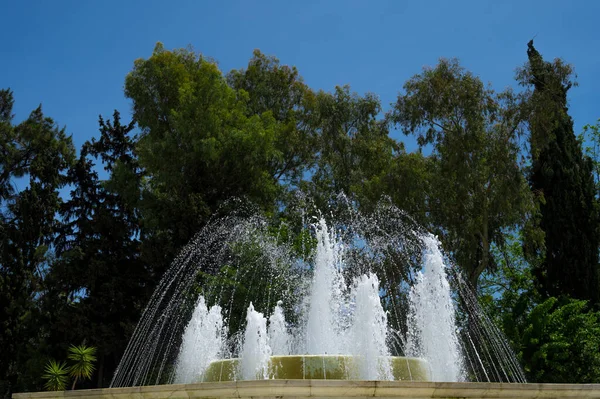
[67,344,97,390]
[42,360,69,391]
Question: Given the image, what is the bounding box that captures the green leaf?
[67,345,97,381]
[42,360,69,391]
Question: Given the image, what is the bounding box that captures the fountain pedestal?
[202,356,429,382]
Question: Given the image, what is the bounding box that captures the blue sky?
[2,0,600,156]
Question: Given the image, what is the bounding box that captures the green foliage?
[67,345,97,390]
[481,235,600,383]
[40,345,97,391]
[479,233,539,354]
[126,43,281,208]
[196,229,304,337]
[1,88,75,396]
[42,361,68,391]
[581,119,600,193]
[389,59,532,288]
[480,235,536,319]
[304,85,397,211]
[45,111,146,388]
[124,44,288,282]
[520,297,600,382]
[359,151,432,225]
[227,50,318,186]
[519,41,600,304]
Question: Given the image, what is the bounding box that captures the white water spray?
[305,219,346,354]
[240,303,271,380]
[268,301,290,356]
[349,273,393,380]
[174,296,225,383]
[406,234,464,382]
[114,211,524,386]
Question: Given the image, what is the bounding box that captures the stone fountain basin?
[202,355,429,382]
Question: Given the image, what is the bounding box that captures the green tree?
[42,361,68,392]
[305,85,397,211]
[479,233,541,366]
[580,119,600,194]
[520,297,600,382]
[480,234,537,332]
[389,59,531,289]
[47,111,147,388]
[124,43,286,279]
[67,345,96,390]
[481,236,600,383]
[0,89,75,396]
[227,50,318,187]
[519,41,600,304]
[359,150,433,227]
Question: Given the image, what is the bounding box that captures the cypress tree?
[524,41,600,304]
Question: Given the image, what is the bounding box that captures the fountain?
[104,202,527,388]
[169,220,435,383]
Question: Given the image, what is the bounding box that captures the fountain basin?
[201,355,429,382]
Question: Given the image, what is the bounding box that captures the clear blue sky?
[2,0,599,154]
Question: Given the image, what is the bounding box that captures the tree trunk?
[97,354,104,388]
[470,206,489,290]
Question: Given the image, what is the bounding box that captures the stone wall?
[13,380,600,399]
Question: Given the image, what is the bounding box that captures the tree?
[483,263,600,383]
[519,41,600,304]
[47,111,147,388]
[480,234,600,383]
[580,119,600,195]
[358,149,433,227]
[0,89,75,396]
[389,59,531,289]
[41,345,97,391]
[520,297,600,382]
[304,85,397,211]
[227,50,318,187]
[124,43,287,280]
[42,361,68,392]
[67,345,96,390]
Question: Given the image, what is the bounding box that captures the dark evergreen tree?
[47,111,147,388]
[0,89,75,397]
[521,41,600,304]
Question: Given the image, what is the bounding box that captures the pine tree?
[0,89,75,397]
[48,111,147,387]
[523,41,600,304]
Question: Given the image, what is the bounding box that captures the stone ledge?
[13,380,600,399]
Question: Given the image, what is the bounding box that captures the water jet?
[107,206,526,386]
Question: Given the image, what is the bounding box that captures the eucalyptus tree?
[389,59,532,289]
